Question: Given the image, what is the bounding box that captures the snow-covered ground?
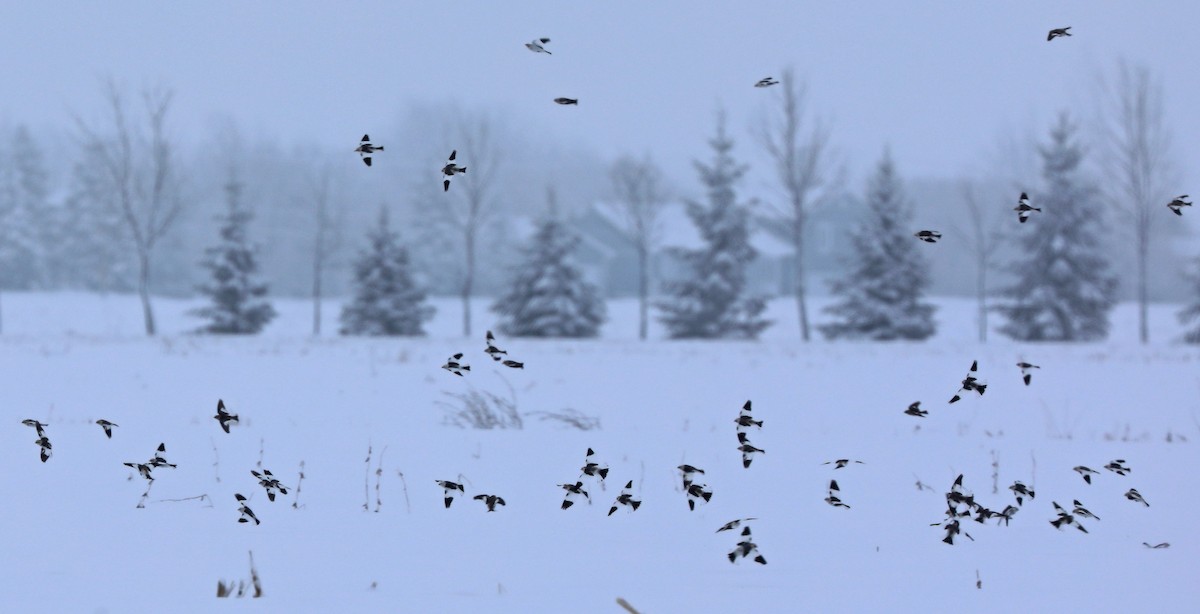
[2,293,1198,612]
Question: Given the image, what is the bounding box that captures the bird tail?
[701,492,712,502]
[460,167,467,173]
[462,365,471,371]
[630,500,641,511]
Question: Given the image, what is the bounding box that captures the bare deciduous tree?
[75,81,185,336]
[606,154,666,340]
[443,114,500,338]
[1097,60,1175,344]
[754,67,838,342]
[306,167,344,336]
[954,182,1005,342]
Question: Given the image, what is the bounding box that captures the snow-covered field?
[3,293,1199,612]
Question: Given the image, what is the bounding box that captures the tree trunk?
[462,227,476,338]
[1138,234,1148,344]
[137,252,156,336]
[977,257,987,343]
[792,218,810,342]
[637,244,649,340]
[312,256,323,336]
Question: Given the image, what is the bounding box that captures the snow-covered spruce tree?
[994,113,1117,341]
[819,149,935,340]
[491,211,607,338]
[339,206,434,336]
[657,112,771,339]
[1178,258,1200,343]
[192,178,277,334]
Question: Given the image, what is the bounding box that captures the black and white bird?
[559,481,590,510]
[754,77,779,88]
[728,526,767,565]
[1008,481,1035,506]
[251,469,289,502]
[914,230,942,243]
[1016,361,1040,386]
[436,480,466,508]
[822,459,864,470]
[354,135,383,167]
[1074,465,1100,484]
[553,97,578,106]
[34,435,53,463]
[716,518,757,533]
[1167,195,1192,216]
[1047,27,1072,41]
[1050,501,1088,533]
[1143,542,1170,549]
[1014,192,1041,223]
[22,419,47,437]
[149,443,177,469]
[945,474,976,511]
[501,359,524,369]
[579,448,609,481]
[95,419,118,439]
[124,462,154,482]
[949,360,987,403]
[996,505,1019,526]
[484,330,507,361]
[608,481,641,516]
[904,401,928,417]
[686,482,713,511]
[214,399,239,434]
[1125,488,1149,507]
[1105,459,1131,476]
[235,494,260,525]
[737,442,765,468]
[441,150,466,192]
[936,517,974,545]
[473,494,506,512]
[525,38,551,54]
[1072,499,1100,520]
[678,464,705,490]
[734,400,763,432]
[441,353,471,377]
[825,480,850,509]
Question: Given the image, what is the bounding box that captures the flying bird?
[501,359,524,369]
[235,494,260,525]
[525,37,551,54]
[1125,488,1149,507]
[124,462,154,482]
[949,360,987,403]
[1047,27,1072,41]
[825,480,850,509]
[728,526,767,565]
[822,459,864,470]
[473,494,506,512]
[436,480,466,508]
[251,469,289,502]
[686,482,713,511]
[1142,542,1169,549]
[1072,499,1100,520]
[1105,459,1131,476]
[148,443,177,469]
[914,230,942,243]
[904,401,928,417]
[580,448,609,481]
[1008,481,1035,506]
[996,505,1019,526]
[608,481,642,516]
[559,481,590,510]
[945,474,977,511]
[678,464,705,490]
[553,97,579,106]
[1074,465,1100,485]
[936,518,974,545]
[1016,361,1040,386]
[716,518,757,533]
[737,442,765,468]
[95,419,118,439]
[441,150,466,192]
[354,135,383,167]
[735,400,763,432]
[1050,501,1088,533]
[22,419,47,437]
[441,353,471,377]
[1014,192,1041,223]
[34,436,53,463]
[1167,194,1192,216]
[214,400,239,434]
[484,330,507,361]
[754,77,779,88]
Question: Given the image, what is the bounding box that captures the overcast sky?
[2,1,1197,191]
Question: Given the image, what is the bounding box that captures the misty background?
[1,0,1197,336]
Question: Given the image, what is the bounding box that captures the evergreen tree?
[994,113,1117,341]
[340,206,433,336]
[192,178,277,334]
[491,210,607,338]
[657,113,771,339]
[0,125,48,291]
[1178,257,1200,343]
[819,149,936,340]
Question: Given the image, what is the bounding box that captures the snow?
[2,292,1199,612]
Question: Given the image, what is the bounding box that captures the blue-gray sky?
[1,0,1197,188]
